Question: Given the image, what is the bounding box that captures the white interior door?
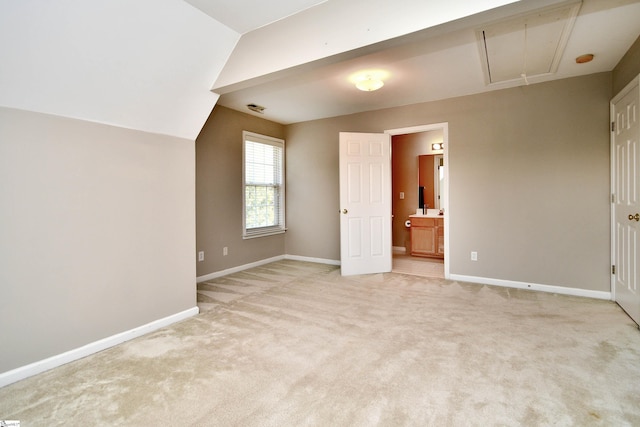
[612,75,640,326]
[339,132,392,276]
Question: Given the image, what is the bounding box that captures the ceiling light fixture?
[356,76,384,92]
[350,69,390,92]
[432,143,444,150]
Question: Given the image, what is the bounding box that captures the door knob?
[342,209,348,214]
[629,213,640,222]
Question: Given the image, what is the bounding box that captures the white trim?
[449,274,612,300]
[197,255,612,301]
[285,254,341,265]
[610,94,616,301]
[242,229,286,239]
[197,255,341,283]
[393,246,407,254]
[242,131,286,239]
[0,307,199,388]
[384,123,448,136]
[197,255,286,282]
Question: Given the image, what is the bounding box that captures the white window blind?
[242,131,285,238]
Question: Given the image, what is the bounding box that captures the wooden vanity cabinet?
[436,220,444,257]
[410,217,444,258]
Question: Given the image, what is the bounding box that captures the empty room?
[1,0,640,425]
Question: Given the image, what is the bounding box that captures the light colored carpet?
[1,260,639,426]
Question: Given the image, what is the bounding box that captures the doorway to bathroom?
[386,123,449,279]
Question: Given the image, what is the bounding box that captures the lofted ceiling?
[198,0,640,125]
[184,0,328,34]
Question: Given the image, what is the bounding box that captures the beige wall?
[613,35,640,95]
[196,106,286,276]
[0,107,196,374]
[286,73,612,292]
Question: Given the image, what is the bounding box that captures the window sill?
[243,229,287,239]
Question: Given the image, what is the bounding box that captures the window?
[243,131,285,238]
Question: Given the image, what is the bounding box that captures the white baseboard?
[0,306,199,388]
[285,254,341,265]
[449,274,612,300]
[2,262,611,389]
[392,246,407,254]
[197,254,341,283]
[197,255,286,282]
[198,255,612,301]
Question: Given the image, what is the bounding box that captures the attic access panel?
[477,2,581,85]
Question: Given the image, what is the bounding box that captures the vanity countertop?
[410,209,444,219]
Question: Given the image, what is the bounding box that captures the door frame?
[385,123,450,279]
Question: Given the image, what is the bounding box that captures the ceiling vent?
[477,2,581,85]
[247,103,266,114]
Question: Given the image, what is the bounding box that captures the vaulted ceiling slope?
[214,0,640,125]
[0,0,239,140]
[183,0,329,34]
[0,0,527,139]
[212,0,521,91]
[2,1,638,137]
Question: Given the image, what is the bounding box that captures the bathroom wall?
[391,131,443,249]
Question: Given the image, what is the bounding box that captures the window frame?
[242,131,286,239]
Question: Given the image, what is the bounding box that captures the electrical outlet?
[198,251,204,262]
[223,247,228,256]
[471,251,478,261]
[399,192,405,199]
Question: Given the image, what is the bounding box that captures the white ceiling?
[184,0,327,33]
[1,0,240,140]
[203,0,640,125]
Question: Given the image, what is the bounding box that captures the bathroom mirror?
[419,154,444,210]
